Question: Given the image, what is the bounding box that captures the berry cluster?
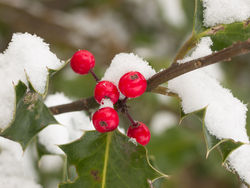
[70,50,151,145]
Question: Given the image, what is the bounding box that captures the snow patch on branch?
[168,37,249,142]
[0,33,64,130]
[102,53,156,99]
[168,37,250,184]
[203,0,250,27]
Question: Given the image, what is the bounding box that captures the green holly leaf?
[59,130,168,188]
[147,126,202,174]
[179,108,243,162]
[0,81,57,149]
[193,0,250,50]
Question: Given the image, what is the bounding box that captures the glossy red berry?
[127,122,151,145]
[118,71,147,98]
[92,107,119,133]
[94,81,120,104]
[70,50,95,75]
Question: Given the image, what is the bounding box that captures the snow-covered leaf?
[0,81,57,149]
[0,33,66,130]
[193,0,250,51]
[59,130,168,188]
[180,108,244,163]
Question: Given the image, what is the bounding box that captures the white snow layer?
[227,144,250,184]
[38,93,94,154]
[0,33,63,130]
[203,0,250,27]
[168,37,250,184]
[39,155,64,173]
[0,137,41,188]
[102,53,156,98]
[169,37,249,143]
[100,98,114,109]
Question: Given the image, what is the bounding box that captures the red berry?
[127,122,150,145]
[94,81,120,104]
[70,50,95,75]
[92,107,119,133]
[118,71,147,98]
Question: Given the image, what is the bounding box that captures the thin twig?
[49,97,98,115]
[151,86,179,98]
[172,34,197,65]
[89,70,100,82]
[125,111,137,126]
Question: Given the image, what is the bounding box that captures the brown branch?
[49,97,98,115]
[151,86,179,98]
[49,39,250,115]
[172,34,197,65]
[147,39,250,91]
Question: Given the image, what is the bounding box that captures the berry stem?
[122,97,128,104]
[89,69,100,82]
[125,111,137,126]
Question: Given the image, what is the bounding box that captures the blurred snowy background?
[0,0,249,187]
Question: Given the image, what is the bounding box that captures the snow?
[0,137,41,188]
[227,144,250,185]
[38,93,94,154]
[39,155,64,173]
[102,53,156,98]
[44,93,94,133]
[117,126,126,135]
[178,37,213,64]
[100,98,114,109]
[38,124,69,155]
[203,0,250,27]
[150,111,178,135]
[5,33,63,94]
[168,36,250,183]
[0,33,64,130]
[168,37,249,143]
[128,138,138,146]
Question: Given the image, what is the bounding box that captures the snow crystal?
[102,53,156,98]
[178,37,213,64]
[0,33,63,130]
[117,126,126,135]
[128,138,138,146]
[203,0,250,27]
[38,124,69,154]
[4,33,63,93]
[0,137,41,188]
[38,93,94,154]
[39,155,64,173]
[0,177,42,188]
[168,37,249,142]
[227,144,250,184]
[100,98,114,109]
[150,111,178,135]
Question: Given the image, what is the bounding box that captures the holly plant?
[0,0,250,188]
